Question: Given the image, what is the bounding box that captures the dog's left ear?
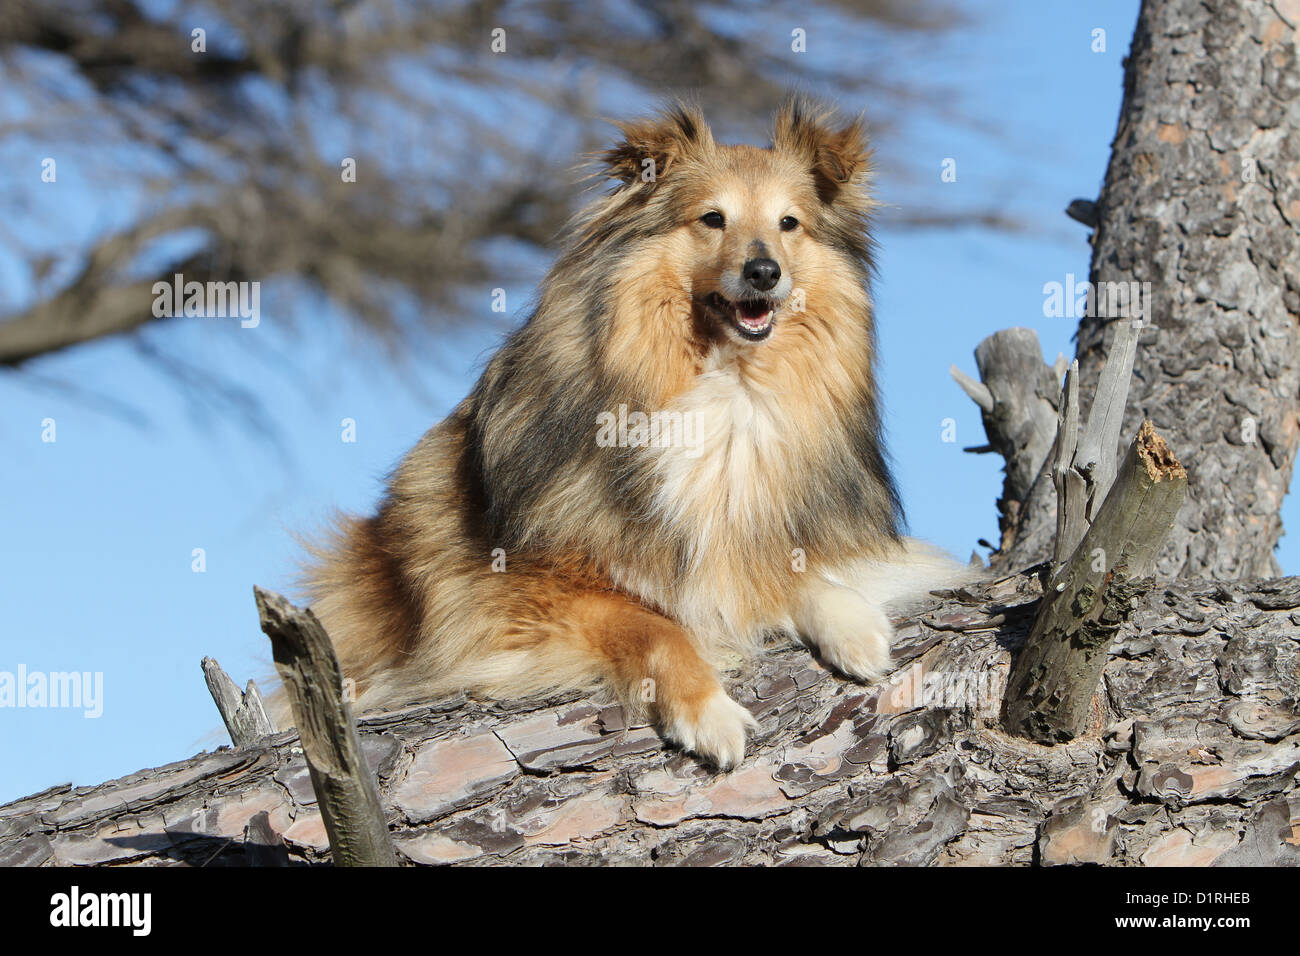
[773,97,870,202]
[601,103,713,186]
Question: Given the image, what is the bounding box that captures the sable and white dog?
[300,97,970,768]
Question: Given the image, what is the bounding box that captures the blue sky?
[3,1,1280,804]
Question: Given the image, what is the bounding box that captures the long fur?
[296,95,974,768]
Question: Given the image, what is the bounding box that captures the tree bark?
[1065,0,1300,580]
[3,571,1298,867]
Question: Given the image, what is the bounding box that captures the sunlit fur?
[299,96,971,769]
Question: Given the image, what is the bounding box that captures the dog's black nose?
[742,258,781,292]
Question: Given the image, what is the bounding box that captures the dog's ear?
[773,96,870,202]
[601,103,713,186]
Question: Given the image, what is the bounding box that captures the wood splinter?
[201,656,275,748]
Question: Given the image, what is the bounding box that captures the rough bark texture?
[3,572,1298,867]
[1069,0,1300,580]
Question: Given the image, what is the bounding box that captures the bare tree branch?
[0,0,1020,377]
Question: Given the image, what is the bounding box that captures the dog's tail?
[834,537,984,615]
[258,509,427,732]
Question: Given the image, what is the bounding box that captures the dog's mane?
[459,97,902,577]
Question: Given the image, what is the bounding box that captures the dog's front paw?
[660,688,758,771]
[796,584,895,683]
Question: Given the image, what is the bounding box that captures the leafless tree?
[0,0,1001,377]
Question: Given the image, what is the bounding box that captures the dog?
[300,96,971,769]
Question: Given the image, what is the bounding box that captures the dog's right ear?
[600,103,713,186]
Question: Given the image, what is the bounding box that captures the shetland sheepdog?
[301,96,970,769]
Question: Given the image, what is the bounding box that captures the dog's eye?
[779,216,799,232]
[700,211,725,229]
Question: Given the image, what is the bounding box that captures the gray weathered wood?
[1004,421,1188,742]
[201,656,276,748]
[1051,319,1143,571]
[1052,360,1084,565]
[950,328,1062,569]
[1072,317,1141,519]
[949,363,993,413]
[254,586,398,867]
[973,329,1062,507]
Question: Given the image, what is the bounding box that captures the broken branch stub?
[950,327,1062,568]
[201,656,276,748]
[973,329,1062,507]
[1071,317,1141,519]
[1003,422,1187,742]
[254,586,398,867]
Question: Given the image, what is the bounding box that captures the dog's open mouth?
[702,292,776,341]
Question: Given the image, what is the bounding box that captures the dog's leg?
[793,541,972,682]
[791,576,895,683]
[566,592,758,769]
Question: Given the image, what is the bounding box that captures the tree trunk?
[2,570,1298,867]
[1068,0,1300,580]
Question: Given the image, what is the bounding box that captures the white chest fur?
[605,353,807,649]
[650,360,787,556]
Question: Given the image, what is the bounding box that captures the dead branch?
[254,586,397,867]
[1001,319,1184,742]
[951,327,1063,568]
[1004,422,1187,742]
[201,657,275,748]
[1066,318,1141,537]
[0,0,1015,372]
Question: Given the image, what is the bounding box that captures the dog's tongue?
[737,300,770,321]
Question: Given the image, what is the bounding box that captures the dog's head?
[598,96,874,347]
